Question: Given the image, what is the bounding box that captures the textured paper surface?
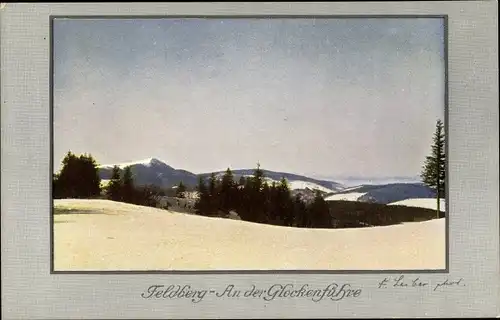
[1,2,498,319]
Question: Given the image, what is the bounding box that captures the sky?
[53,18,445,179]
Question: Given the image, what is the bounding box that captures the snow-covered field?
[287,180,336,193]
[334,185,364,193]
[388,198,447,212]
[324,192,366,201]
[53,199,445,271]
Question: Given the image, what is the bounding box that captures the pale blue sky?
[53,18,445,178]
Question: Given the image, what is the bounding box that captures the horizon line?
[59,154,423,183]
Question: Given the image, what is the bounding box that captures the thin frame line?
[443,14,450,274]
[50,16,55,274]
[50,14,447,19]
[49,14,450,275]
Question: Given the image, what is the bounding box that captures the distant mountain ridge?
[97,158,345,192]
[324,183,437,205]
[98,158,199,188]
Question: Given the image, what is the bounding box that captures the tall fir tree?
[176,181,187,198]
[252,162,264,193]
[194,176,210,215]
[309,190,331,228]
[420,119,446,214]
[237,174,255,221]
[292,194,308,228]
[106,165,122,201]
[238,176,246,187]
[261,182,272,223]
[219,168,236,212]
[276,178,293,226]
[134,184,161,208]
[78,153,101,198]
[56,151,79,198]
[250,163,265,223]
[208,172,219,213]
[121,166,135,203]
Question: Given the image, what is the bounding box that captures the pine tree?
[250,163,265,223]
[237,175,255,221]
[208,172,219,213]
[176,181,187,198]
[238,176,246,187]
[220,168,236,212]
[134,184,161,208]
[252,162,264,193]
[277,178,293,226]
[308,190,331,228]
[293,194,307,228]
[106,165,122,201]
[56,151,79,198]
[121,166,135,203]
[261,181,272,224]
[77,153,101,198]
[194,176,210,215]
[420,119,446,215]
[263,181,277,224]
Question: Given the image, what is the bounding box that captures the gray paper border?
[1,2,498,319]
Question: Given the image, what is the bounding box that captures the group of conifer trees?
[194,164,332,228]
[53,151,101,199]
[105,165,161,207]
[53,151,161,207]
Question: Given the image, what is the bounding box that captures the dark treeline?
[328,201,445,229]
[53,151,163,208]
[194,164,331,228]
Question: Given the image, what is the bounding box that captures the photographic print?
[51,17,446,272]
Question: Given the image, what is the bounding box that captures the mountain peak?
[147,157,165,166]
[99,157,168,169]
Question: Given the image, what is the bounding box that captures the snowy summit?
[99,157,167,169]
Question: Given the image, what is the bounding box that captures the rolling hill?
[53,199,445,271]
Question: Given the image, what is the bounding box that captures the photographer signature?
[377,275,465,291]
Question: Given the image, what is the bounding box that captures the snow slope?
[53,199,445,271]
[335,185,365,193]
[324,192,367,202]
[287,180,335,193]
[388,198,446,212]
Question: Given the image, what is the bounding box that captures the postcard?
[1,2,498,319]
